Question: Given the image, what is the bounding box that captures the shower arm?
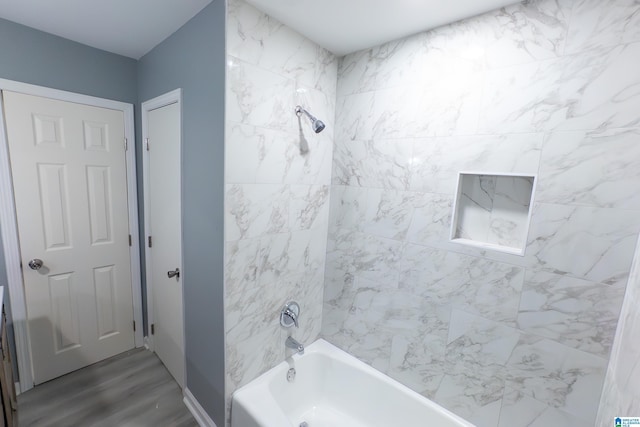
[295,106,315,122]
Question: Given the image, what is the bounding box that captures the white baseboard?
[183,388,217,427]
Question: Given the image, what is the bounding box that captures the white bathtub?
[231,339,474,427]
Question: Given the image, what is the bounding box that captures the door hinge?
[151,324,155,335]
[129,234,132,247]
[124,138,128,151]
[148,236,152,248]
[133,321,136,332]
[145,138,150,151]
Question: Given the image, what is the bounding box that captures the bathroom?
[0,0,638,426]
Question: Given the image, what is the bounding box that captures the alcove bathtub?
[231,339,474,427]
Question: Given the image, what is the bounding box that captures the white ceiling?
[0,0,521,60]
[0,0,212,59]
[246,0,521,56]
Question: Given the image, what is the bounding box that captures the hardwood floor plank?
[18,348,197,427]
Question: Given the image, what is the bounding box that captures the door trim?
[141,89,185,384]
[0,79,144,392]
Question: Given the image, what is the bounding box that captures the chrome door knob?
[28,259,44,270]
[167,268,180,279]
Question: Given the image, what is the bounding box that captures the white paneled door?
[3,91,135,385]
[146,100,184,387]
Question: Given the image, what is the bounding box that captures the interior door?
[2,91,135,385]
[147,101,184,387]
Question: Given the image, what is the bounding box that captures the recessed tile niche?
[450,172,536,255]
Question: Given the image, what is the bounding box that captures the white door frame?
[140,89,185,383]
[0,79,144,393]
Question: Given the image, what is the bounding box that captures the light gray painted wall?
[0,17,137,103]
[137,2,226,425]
[0,16,138,381]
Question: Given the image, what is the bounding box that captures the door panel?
[37,163,72,249]
[147,101,184,387]
[86,165,114,245]
[3,90,135,384]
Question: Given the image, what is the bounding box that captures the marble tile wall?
[596,235,640,426]
[323,0,640,425]
[224,0,337,419]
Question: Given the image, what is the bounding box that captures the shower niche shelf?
[450,172,536,256]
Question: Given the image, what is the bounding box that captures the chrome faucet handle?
[280,301,300,328]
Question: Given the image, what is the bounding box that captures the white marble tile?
[285,227,328,278]
[420,15,488,65]
[226,230,326,343]
[225,120,333,186]
[226,326,283,393]
[406,192,453,247]
[323,227,359,302]
[347,287,446,338]
[337,32,427,97]
[227,56,296,131]
[328,185,368,232]
[225,123,297,184]
[498,388,591,427]
[487,176,534,249]
[481,0,572,68]
[350,231,404,285]
[398,244,524,323]
[326,277,452,394]
[227,0,337,95]
[225,184,290,241]
[411,57,484,138]
[537,128,640,210]
[362,189,417,240]
[332,138,413,190]
[334,87,419,142]
[410,133,542,195]
[480,42,640,133]
[517,270,625,357]
[505,335,607,422]
[387,333,447,398]
[434,373,504,427]
[525,203,640,285]
[323,329,393,374]
[335,58,483,141]
[446,310,521,379]
[225,270,286,344]
[289,185,330,231]
[455,175,497,241]
[565,0,640,55]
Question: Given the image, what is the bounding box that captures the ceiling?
[246,0,521,56]
[0,0,520,59]
[0,0,212,59]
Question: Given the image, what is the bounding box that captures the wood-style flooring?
[18,348,198,427]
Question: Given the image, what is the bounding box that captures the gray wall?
[0,16,138,381]
[137,1,226,425]
[0,17,137,103]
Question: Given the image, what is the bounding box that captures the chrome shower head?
[295,105,326,134]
